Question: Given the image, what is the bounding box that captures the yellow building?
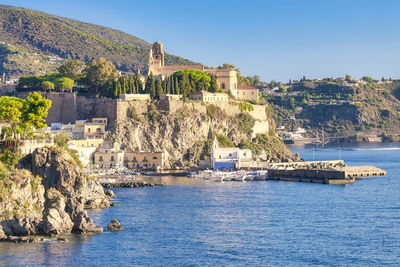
[92,118,108,126]
[69,139,104,148]
[237,85,259,101]
[124,152,166,170]
[84,123,106,139]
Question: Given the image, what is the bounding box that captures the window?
[99,156,103,162]
[111,156,114,162]
[221,83,225,89]
[96,128,102,133]
[88,128,91,133]
[153,156,157,160]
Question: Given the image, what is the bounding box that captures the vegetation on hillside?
[0,5,195,77]
[264,77,400,139]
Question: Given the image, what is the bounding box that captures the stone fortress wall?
[15,92,269,137]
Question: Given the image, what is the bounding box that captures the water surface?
[1,142,399,266]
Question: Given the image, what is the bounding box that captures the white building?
[211,136,252,170]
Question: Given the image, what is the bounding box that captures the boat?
[254,170,268,180]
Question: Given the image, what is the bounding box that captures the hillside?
[0,5,195,77]
[266,78,400,142]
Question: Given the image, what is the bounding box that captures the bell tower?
[148,41,164,76]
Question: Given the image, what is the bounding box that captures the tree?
[0,92,51,141]
[170,77,175,94]
[54,131,71,148]
[0,97,24,139]
[362,76,373,83]
[155,79,163,98]
[56,77,74,92]
[175,77,180,95]
[58,59,85,80]
[145,73,155,98]
[178,72,191,96]
[17,75,42,91]
[345,74,352,82]
[84,58,118,92]
[42,81,55,92]
[22,92,52,131]
[209,75,219,93]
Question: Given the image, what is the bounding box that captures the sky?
[1,0,400,82]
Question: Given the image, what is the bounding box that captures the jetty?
[267,160,386,184]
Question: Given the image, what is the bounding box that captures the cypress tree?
[162,79,167,94]
[155,79,163,99]
[175,77,180,95]
[171,76,175,94]
[114,81,120,99]
[145,72,156,98]
[180,72,190,96]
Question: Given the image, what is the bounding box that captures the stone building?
[148,41,238,98]
[189,90,229,103]
[124,151,166,170]
[237,84,259,101]
[93,148,125,168]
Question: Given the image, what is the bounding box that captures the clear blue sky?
[2,0,400,81]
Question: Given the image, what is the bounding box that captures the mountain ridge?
[0,5,195,77]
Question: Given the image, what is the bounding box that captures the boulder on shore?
[107,219,124,231]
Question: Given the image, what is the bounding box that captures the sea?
[0,142,399,266]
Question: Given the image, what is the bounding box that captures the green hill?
[0,5,195,77]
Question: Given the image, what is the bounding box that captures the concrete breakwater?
[100,181,164,188]
[267,160,386,185]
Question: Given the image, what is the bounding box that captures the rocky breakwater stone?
[100,181,163,188]
[107,219,124,231]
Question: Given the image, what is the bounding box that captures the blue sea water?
[1,142,400,266]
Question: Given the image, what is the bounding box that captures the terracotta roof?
[238,84,258,90]
[161,65,204,70]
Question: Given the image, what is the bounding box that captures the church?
[148,42,238,98]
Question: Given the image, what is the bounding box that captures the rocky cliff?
[114,101,299,168]
[0,146,113,241]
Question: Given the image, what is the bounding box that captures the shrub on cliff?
[206,104,226,120]
[234,112,255,134]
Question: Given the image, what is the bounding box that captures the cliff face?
[0,147,113,241]
[114,101,299,168]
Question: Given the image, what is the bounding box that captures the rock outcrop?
[115,102,299,168]
[107,219,124,231]
[0,146,114,241]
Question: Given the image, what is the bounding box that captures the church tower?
[148,41,164,76]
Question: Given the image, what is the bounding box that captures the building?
[237,85,259,101]
[189,90,229,103]
[119,94,151,101]
[211,137,252,171]
[124,151,166,170]
[159,94,183,101]
[148,42,238,98]
[93,148,125,168]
